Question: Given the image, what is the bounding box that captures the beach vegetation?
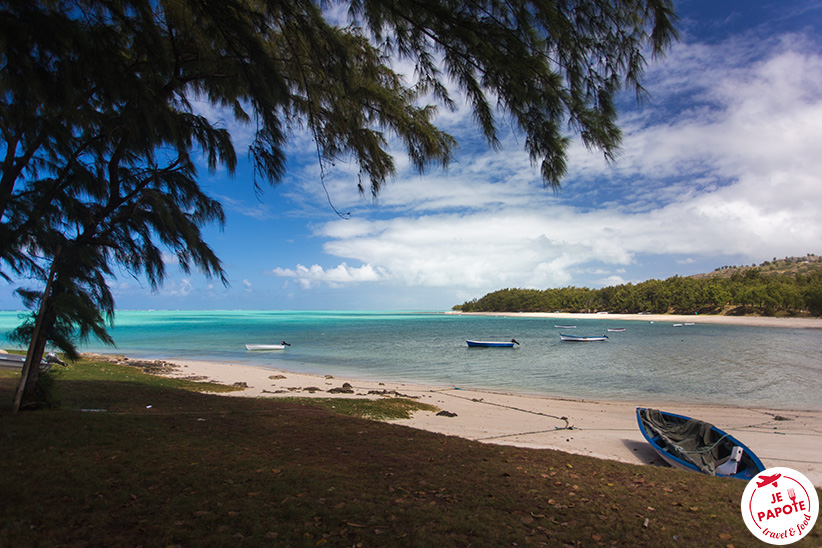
[0,354,241,408]
[2,0,678,407]
[280,396,439,420]
[2,360,820,547]
[455,254,822,316]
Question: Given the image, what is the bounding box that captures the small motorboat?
[636,407,765,480]
[554,325,576,328]
[607,328,626,332]
[245,342,291,351]
[466,339,520,348]
[0,351,66,372]
[559,334,608,342]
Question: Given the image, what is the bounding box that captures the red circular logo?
[741,467,819,545]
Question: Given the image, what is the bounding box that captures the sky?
[3,0,822,312]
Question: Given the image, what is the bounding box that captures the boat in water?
[554,325,576,328]
[636,407,765,480]
[466,339,520,348]
[559,334,608,342]
[245,342,291,351]
[607,328,626,332]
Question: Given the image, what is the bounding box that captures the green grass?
[279,396,439,421]
[1,358,820,547]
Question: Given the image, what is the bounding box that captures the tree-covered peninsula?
[454,255,822,316]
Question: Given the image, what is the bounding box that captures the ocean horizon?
[2,309,820,410]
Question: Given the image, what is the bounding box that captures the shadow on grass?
[1,374,820,547]
[622,438,664,466]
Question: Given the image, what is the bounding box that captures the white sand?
[161,357,822,487]
[448,311,822,329]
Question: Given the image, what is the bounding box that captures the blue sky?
[3,0,822,311]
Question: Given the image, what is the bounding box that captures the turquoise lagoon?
[1,310,819,410]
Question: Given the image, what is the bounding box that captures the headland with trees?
[453,254,822,317]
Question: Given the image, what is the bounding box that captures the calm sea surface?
[1,310,820,410]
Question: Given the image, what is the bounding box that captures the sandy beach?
[448,311,822,329]
[160,356,822,487]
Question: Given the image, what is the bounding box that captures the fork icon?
[788,488,796,504]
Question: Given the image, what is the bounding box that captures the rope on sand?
[475,428,574,441]
[435,388,574,430]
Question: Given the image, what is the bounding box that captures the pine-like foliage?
[0,0,677,401]
[348,0,678,187]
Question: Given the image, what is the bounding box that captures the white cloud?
[157,278,194,298]
[598,275,628,287]
[270,31,822,297]
[215,194,275,221]
[303,208,638,290]
[272,263,387,289]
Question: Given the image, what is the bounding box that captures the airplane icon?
[756,473,781,488]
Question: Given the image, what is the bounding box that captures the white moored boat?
[245,342,291,351]
[559,334,608,342]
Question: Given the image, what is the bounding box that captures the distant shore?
[447,311,822,329]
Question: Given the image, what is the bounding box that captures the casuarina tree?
[0,0,678,408]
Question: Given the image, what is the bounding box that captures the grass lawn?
[1,358,819,547]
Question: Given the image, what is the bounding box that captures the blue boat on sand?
[466,339,520,348]
[636,407,766,480]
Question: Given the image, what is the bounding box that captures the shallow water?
[2,310,820,410]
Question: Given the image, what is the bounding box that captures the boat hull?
[0,353,52,372]
[636,407,765,480]
[245,344,286,351]
[559,334,608,342]
[466,340,516,348]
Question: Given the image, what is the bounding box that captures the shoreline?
[447,311,822,329]
[155,356,822,487]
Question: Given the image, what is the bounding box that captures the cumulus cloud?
[156,278,194,298]
[270,31,822,297]
[272,263,387,289]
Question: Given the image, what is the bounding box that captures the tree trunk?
[13,245,60,413]
[20,329,50,402]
